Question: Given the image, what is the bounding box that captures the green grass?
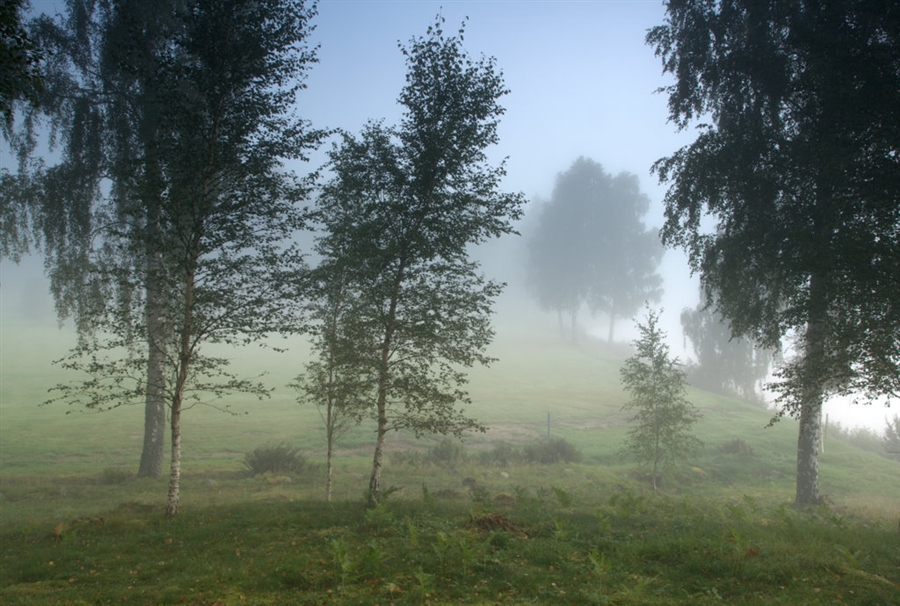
[1,324,899,604]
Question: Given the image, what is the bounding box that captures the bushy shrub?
[428,438,467,466]
[721,438,755,456]
[99,467,132,485]
[243,443,306,476]
[523,437,582,464]
[477,441,522,467]
[390,449,426,467]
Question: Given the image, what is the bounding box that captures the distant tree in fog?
[312,16,525,507]
[884,416,900,462]
[681,289,775,404]
[620,308,701,491]
[525,196,587,341]
[526,157,662,342]
[649,0,900,505]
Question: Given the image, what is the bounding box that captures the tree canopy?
[526,157,663,341]
[0,0,43,125]
[649,0,900,504]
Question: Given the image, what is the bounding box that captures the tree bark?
[138,265,166,477]
[795,272,827,506]
[325,435,333,503]
[368,316,393,507]
[367,260,405,507]
[164,394,182,517]
[137,155,167,478]
[165,239,198,517]
[795,392,823,504]
[367,417,387,507]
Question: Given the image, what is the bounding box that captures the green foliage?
[12,0,324,512]
[428,437,467,466]
[243,444,307,476]
[721,438,755,457]
[826,421,886,457]
[0,0,43,126]
[97,467,132,485]
[620,308,702,490]
[523,437,583,465]
[477,440,523,466]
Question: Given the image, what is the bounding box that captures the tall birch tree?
[13,0,322,515]
[649,0,900,504]
[314,16,525,506]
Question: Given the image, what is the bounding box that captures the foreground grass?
[2,324,898,603]
[1,471,898,605]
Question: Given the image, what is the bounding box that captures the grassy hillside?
[2,322,899,604]
[1,322,896,515]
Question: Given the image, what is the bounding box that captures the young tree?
[525,158,663,342]
[291,264,367,502]
[314,16,525,506]
[649,1,900,504]
[620,308,702,491]
[28,0,322,515]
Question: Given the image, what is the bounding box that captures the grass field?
[1,320,898,604]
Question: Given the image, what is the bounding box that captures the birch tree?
[649,0,900,504]
[21,0,322,515]
[314,16,525,506]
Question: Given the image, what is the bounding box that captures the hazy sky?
[2,0,892,431]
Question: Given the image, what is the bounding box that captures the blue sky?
[302,0,685,200]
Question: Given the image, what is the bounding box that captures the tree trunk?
[368,332,392,506]
[570,308,577,343]
[325,399,334,503]
[367,416,387,508]
[137,169,167,478]
[795,272,827,506]
[795,395,823,505]
[367,260,404,507]
[607,312,615,343]
[137,271,166,477]
[164,394,182,517]
[165,241,198,517]
[137,374,166,478]
[325,439,333,503]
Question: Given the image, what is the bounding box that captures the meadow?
[1,320,898,604]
